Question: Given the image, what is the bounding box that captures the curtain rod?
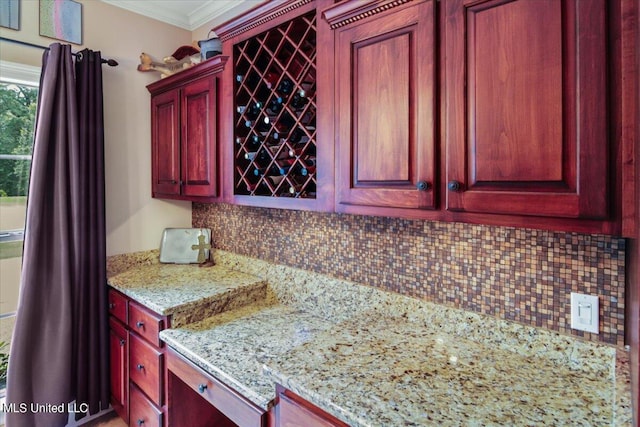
[0,37,119,66]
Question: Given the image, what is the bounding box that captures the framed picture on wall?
[39,0,82,45]
[0,0,20,30]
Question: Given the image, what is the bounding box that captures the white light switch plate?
[570,292,599,334]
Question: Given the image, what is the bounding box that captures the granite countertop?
[107,258,267,327]
[162,303,627,426]
[112,250,632,426]
[160,302,338,409]
[261,314,621,426]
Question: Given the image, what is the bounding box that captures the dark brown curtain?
[6,43,109,427]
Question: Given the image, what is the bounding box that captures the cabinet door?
[109,318,128,423]
[181,77,218,197]
[151,89,181,197]
[445,0,608,218]
[335,1,436,213]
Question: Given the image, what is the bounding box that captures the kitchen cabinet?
[107,288,170,427]
[148,56,228,201]
[274,385,348,427]
[166,347,267,427]
[444,0,609,219]
[108,289,128,422]
[215,0,335,212]
[330,0,437,216]
[203,0,633,234]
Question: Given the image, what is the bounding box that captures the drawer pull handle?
[136,364,144,371]
[137,419,144,426]
[198,384,207,393]
[136,321,144,328]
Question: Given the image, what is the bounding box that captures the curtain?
[6,43,109,427]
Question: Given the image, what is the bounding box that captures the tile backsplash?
[193,203,626,346]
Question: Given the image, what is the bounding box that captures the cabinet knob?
[108,303,115,310]
[447,181,462,192]
[119,339,125,346]
[171,180,177,185]
[137,419,144,426]
[136,321,144,328]
[416,181,430,191]
[136,364,144,371]
[198,384,207,393]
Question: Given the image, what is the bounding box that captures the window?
[0,60,40,392]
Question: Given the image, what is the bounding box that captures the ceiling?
[100,0,263,31]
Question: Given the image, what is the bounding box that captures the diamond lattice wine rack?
[233,11,317,198]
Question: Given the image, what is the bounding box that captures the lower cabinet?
[108,288,169,426]
[109,317,128,422]
[166,347,267,427]
[274,384,348,427]
[130,384,163,427]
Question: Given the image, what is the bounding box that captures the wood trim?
[214,0,314,41]
[322,0,420,29]
[146,56,228,96]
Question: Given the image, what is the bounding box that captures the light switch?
[570,292,599,334]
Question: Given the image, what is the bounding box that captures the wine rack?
[233,11,317,198]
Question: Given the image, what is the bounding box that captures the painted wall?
[0,0,193,256]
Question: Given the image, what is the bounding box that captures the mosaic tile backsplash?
[193,203,626,346]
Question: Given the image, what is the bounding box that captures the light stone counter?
[116,250,632,426]
[261,314,626,426]
[107,253,267,327]
[160,302,337,409]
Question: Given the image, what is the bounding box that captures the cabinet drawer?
[130,384,163,427]
[130,333,163,406]
[166,348,265,427]
[108,289,128,324]
[129,301,165,347]
[277,385,349,427]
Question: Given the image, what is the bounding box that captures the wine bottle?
[247,134,261,149]
[264,72,280,90]
[244,149,270,166]
[236,73,260,87]
[266,96,284,115]
[288,145,316,158]
[287,127,311,144]
[244,101,263,120]
[289,178,316,196]
[253,165,280,176]
[245,116,271,134]
[290,90,309,110]
[276,77,294,95]
[274,159,297,175]
[272,113,296,134]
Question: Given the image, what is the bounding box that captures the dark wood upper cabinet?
[181,77,218,197]
[148,56,227,201]
[151,89,181,197]
[444,0,609,219]
[330,0,437,215]
[214,0,335,212]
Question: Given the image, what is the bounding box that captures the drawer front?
[129,301,164,347]
[130,333,163,406]
[166,348,265,427]
[108,289,128,324]
[129,384,163,427]
[277,387,349,427]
